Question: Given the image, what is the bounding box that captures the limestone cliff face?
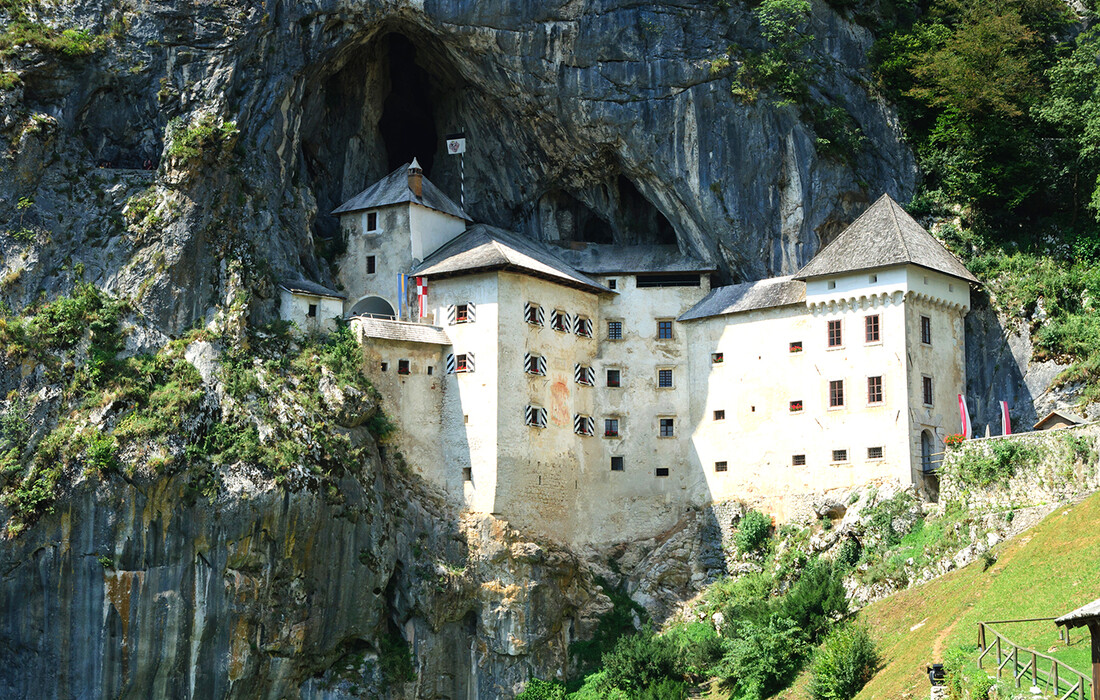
[0,0,915,333]
[0,447,605,699]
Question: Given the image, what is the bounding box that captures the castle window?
[366,211,378,232]
[869,273,878,283]
[713,409,725,421]
[367,256,376,274]
[427,366,433,376]
[551,309,569,332]
[608,279,618,290]
[574,414,595,436]
[712,352,724,364]
[657,368,674,388]
[865,314,880,343]
[604,418,619,437]
[790,400,803,413]
[655,467,670,477]
[792,454,806,466]
[380,362,388,372]
[638,274,699,288]
[920,315,932,345]
[868,376,883,404]
[790,341,803,353]
[463,467,472,481]
[574,364,595,386]
[827,320,842,347]
[832,449,848,462]
[398,360,410,375]
[922,375,933,406]
[827,280,837,290]
[525,405,547,428]
[524,302,544,326]
[308,304,318,318]
[606,369,621,387]
[829,380,844,408]
[448,353,475,373]
[714,461,728,473]
[607,320,623,340]
[659,418,675,438]
[867,446,884,460]
[611,456,624,471]
[657,320,674,339]
[525,353,547,376]
[574,316,593,338]
[447,303,476,325]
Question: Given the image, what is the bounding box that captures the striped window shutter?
[467,302,476,323]
[524,352,533,374]
[574,364,594,385]
[580,318,593,337]
[526,405,546,427]
[466,352,475,372]
[446,305,457,325]
[585,366,594,384]
[537,355,546,375]
[538,306,545,325]
[573,414,594,436]
[524,302,534,324]
[446,354,456,374]
[565,313,575,333]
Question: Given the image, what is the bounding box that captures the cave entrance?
[378,34,439,175]
[616,176,676,245]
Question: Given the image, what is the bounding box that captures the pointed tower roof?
[332,162,471,221]
[794,194,978,283]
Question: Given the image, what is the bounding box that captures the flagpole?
[445,131,467,210]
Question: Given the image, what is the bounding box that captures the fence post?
[997,637,1003,678]
[979,623,986,653]
[1015,647,1021,688]
[1030,653,1037,688]
[1054,661,1059,696]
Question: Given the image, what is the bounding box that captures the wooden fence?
[977,620,1093,699]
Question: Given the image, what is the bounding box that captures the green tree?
[809,624,880,700]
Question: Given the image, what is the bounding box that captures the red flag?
[416,276,427,318]
[958,394,971,438]
[1000,401,1012,435]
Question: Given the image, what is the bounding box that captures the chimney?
[408,157,423,198]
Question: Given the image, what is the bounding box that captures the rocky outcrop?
[0,0,915,332]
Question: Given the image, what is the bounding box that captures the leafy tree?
[717,614,809,700]
[515,678,566,700]
[736,509,772,555]
[601,629,679,692]
[778,558,849,643]
[809,624,880,700]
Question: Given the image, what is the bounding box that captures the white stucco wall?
[279,288,344,334]
[408,204,466,261]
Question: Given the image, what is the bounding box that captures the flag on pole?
[397,273,406,319]
[958,394,972,438]
[445,132,466,155]
[1000,401,1012,435]
[416,276,428,318]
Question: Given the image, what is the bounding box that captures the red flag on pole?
[416,276,427,318]
[1000,401,1012,435]
[958,394,971,438]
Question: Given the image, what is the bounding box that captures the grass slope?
[850,492,1100,699]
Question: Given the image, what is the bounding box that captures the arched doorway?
[921,430,933,472]
[349,296,396,318]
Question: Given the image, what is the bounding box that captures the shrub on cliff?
[736,509,772,554]
[809,623,879,700]
[515,678,566,700]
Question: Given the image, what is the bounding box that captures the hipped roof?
[352,317,451,345]
[411,224,611,294]
[679,276,806,321]
[280,279,347,300]
[332,163,472,221]
[551,243,716,275]
[794,194,978,283]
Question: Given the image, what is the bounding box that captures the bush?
[570,578,647,679]
[717,613,808,700]
[736,509,772,554]
[516,678,566,700]
[601,629,679,692]
[778,559,849,643]
[166,113,239,163]
[378,632,415,686]
[663,621,725,676]
[947,440,1040,488]
[809,624,879,700]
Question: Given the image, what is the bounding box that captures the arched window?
[350,296,396,318]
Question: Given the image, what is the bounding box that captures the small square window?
[607,321,623,340]
[427,366,434,376]
[792,454,806,466]
[922,375,933,406]
[551,310,569,332]
[606,369,621,387]
[949,283,955,292]
[455,354,470,372]
[366,255,376,274]
[608,279,618,290]
[832,449,848,462]
[655,467,670,477]
[611,456,625,471]
[865,314,880,343]
[380,362,388,372]
[525,303,542,325]
[366,211,378,232]
[604,418,619,437]
[657,320,673,339]
[868,376,883,404]
[658,368,673,388]
[827,320,842,347]
[659,418,675,437]
[829,380,845,408]
[462,467,472,481]
[575,316,593,338]
[713,409,725,421]
[456,304,470,323]
[920,315,932,345]
[308,303,318,318]
[790,400,804,413]
[398,360,410,375]
[712,352,724,364]
[790,341,803,353]
[714,461,728,472]
[463,414,469,424]
[867,446,884,460]
[827,280,837,290]
[869,273,878,283]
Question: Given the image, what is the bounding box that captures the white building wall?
[278,288,344,334]
[338,205,411,319]
[408,204,466,261]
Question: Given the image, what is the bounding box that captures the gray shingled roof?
[794,194,978,283]
[1033,409,1089,430]
[678,276,806,321]
[1055,598,1100,629]
[352,317,451,345]
[332,163,472,221]
[280,279,347,299]
[551,243,716,274]
[410,224,611,294]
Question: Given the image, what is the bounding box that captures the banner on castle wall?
[416,276,427,319]
[1000,400,1012,435]
[446,132,466,155]
[958,394,972,438]
[397,273,407,319]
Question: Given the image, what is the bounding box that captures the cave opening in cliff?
[616,176,676,245]
[378,34,439,175]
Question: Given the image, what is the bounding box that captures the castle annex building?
[281,162,978,545]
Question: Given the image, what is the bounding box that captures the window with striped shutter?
[573,414,595,436]
[574,316,593,338]
[525,405,547,428]
[448,353,475,373]
[448,303,476,324]
[524,353,547,376]
[551,309,569,332]
[574,364,595,386]
[524,302,544,326]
